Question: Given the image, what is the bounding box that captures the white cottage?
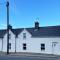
[0,22,60,55]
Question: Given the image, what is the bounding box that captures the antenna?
[36,17,39,21]
[34,17,39,23]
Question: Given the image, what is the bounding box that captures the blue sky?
[0,0,60,29]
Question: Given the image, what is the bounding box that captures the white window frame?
[41,43,45,51]
[23,43,26,50]
[23,33,26,39]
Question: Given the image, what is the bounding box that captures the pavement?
[0,52,60,60]
[0,52,59,58]
[0,55,58,60]
[10,53,59,58]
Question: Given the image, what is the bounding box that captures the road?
[0,55,59,60]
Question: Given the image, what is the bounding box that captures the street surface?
[0,55,60,60]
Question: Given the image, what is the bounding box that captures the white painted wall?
[1,28,60,55]
[16,29,60,55]
[16,29,32,52]
[9,30,15,52]
[0,38,2,51]
[3,30,15,52]
[3,33,7,52]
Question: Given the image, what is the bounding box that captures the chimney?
[35,21,39,29]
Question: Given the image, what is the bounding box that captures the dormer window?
[23,33,26,39]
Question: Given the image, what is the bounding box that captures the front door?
[52,42,59,55]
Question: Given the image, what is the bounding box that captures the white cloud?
[0,24,7,29]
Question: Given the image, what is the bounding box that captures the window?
[41,44,45,51]
[23,33,26,39]
[23,43,26,50]
[9,43,11,49]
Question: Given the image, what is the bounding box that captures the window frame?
[41,43,45,51]
[23,43,27,50]
[23,33,26,39]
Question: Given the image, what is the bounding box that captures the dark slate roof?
[0,25,60,38]
[26,26,60,37]
[0,30,7,38]
[11,28,23,37]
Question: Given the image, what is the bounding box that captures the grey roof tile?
[0,29,7,38]
[11,28,23,37]
[26,26,60,37]
[0,25,60,38]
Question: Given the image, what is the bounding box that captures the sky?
[0,0,60,29]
